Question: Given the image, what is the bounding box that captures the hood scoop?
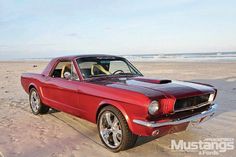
[159,80,172,84]
[133,77,172,84]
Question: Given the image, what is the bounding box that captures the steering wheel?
[113,70,124,75]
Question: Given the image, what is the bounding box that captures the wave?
[122,52,236,62]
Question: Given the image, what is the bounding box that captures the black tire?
[97,106,137,152]
[29,88,49,115]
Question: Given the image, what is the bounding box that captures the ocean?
[6,52,236,62]
[122,52,236,62]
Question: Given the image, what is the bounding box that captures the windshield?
[76,57,142,79]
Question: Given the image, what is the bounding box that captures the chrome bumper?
[133,104,217,128]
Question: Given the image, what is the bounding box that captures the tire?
[29,88,49,115]
[97,106,137,152]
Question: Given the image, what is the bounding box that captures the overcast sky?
[0,0,236,59]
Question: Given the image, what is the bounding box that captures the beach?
[0,60,236,157]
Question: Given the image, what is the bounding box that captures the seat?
[91,64,111,76]
[61,63,71,78]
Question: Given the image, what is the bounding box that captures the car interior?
[52,61,111,79]
[52,59,135,79]
[80,63,111,78]
[51,61,72,78]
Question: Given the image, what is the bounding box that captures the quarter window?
[51,61,79,80]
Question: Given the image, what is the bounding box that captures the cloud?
[0,45,10,48]
[66,33,79,37]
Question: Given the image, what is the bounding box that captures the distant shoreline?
[1,52,236,62]
[1,59,236,63]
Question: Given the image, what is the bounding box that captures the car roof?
[54,54,124,60]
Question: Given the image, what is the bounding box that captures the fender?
[28,82,39,93]
[97,99,135,133]
[28,82,46,104]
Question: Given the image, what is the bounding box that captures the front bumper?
[133,104,217,128]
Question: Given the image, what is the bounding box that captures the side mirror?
[64,72,71,80]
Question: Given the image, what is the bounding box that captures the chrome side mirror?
[64,72,71,80]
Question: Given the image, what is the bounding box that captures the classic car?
[21,55,217,152]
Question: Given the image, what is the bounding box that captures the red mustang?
[21,55,217,152]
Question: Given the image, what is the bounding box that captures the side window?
[51,61,79,80]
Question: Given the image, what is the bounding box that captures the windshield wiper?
[87,74,111,79]
[112,73,139,77]
[86,73,140,81]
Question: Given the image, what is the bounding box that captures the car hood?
[87,76,215,99]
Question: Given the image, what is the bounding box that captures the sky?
[0,0,236,59]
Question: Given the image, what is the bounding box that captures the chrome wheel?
[30,90,40,113]
[99,111,122,149]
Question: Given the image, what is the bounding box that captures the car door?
[42,60,82,116]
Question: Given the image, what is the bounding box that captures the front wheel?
[97,106,137,152]
[29,88,49,115]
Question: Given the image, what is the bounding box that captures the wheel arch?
[96,100,135,134]
[29,84,37,92]
[28,83,45,104]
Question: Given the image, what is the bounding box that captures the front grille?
[174,94,210,112]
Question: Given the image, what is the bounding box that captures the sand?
[0,61,236,157]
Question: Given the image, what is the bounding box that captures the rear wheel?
[29,88,49,115]
[97,106,137,152]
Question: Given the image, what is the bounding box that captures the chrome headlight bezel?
[148,100,159,115]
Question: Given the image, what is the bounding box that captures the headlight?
[148,101,159,115]
[208,93,215,102]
